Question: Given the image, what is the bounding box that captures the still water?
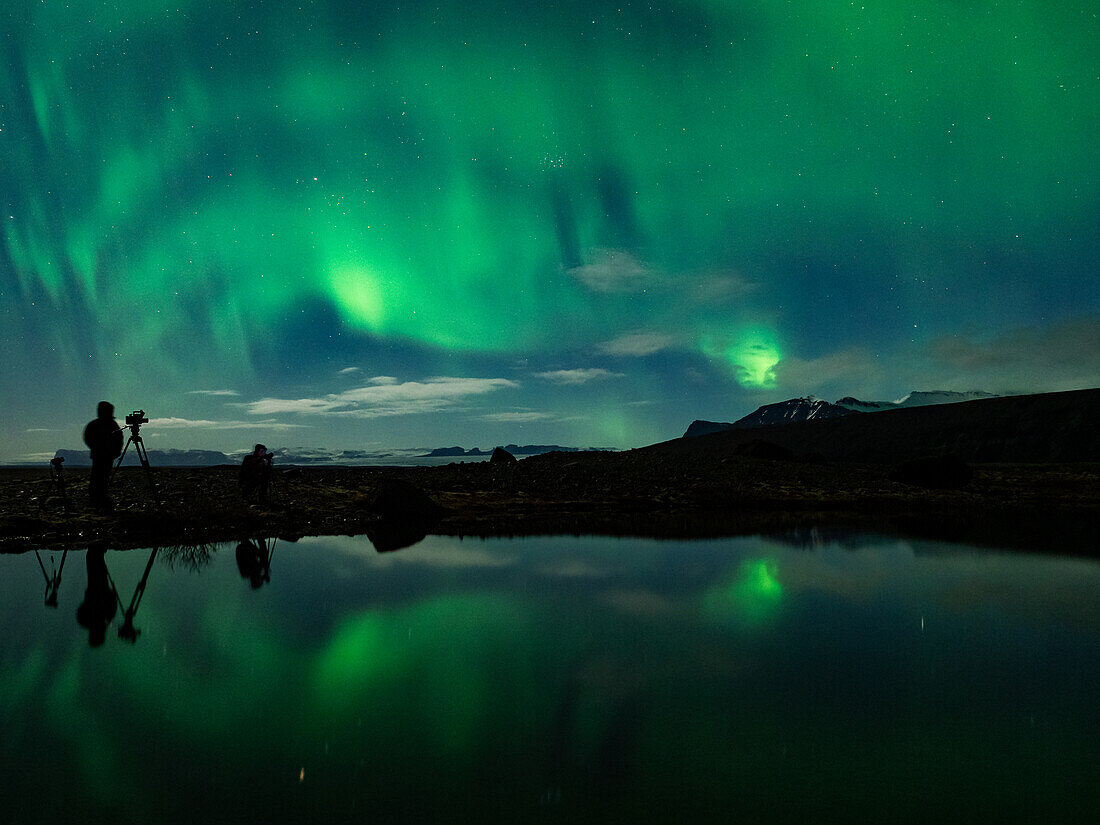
[2,533,1097,823]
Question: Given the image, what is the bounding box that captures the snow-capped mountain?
[835,390,999,412]
[684,390,1001,438]
[731,396,855,428]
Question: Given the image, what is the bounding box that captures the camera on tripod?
[125,410,149,428]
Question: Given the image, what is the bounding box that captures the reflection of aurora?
[703,558,784,625]
[1,535,1100,821]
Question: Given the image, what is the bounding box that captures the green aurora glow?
[1,1,1097,455]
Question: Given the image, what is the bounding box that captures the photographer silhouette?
[239,444,273,502]
[83,401,122,509]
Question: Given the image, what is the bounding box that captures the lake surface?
[2,533,1097,823]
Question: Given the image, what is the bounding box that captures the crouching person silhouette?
[83,401,123,510]
[239,444,273,502]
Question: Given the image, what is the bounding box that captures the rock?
[890,455,973,489]
[368,479,444,522]
[490,447,518,464]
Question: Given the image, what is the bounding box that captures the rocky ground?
[2,450,1098,555]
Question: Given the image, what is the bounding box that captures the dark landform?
[422,444,609,458]
[686,389,1000,437]
[2,388,1097,556]
[50,443,608,467]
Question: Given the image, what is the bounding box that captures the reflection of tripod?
[107,547,159,643]
[113,423,158,499]
[34,548,69,607]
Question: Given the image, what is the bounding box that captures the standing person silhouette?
[239,443,273,502]
[83,401,123,510]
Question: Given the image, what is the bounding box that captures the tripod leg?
[113,437,132,479]
[134,437,159,498]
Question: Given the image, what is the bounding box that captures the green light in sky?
[701,330,781,389]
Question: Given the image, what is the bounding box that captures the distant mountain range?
[685,390,1000,437]
[51,444,607,467]
[663,388,1100,464]
[424,444,607,457]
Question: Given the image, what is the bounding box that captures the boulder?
[490,447,518,464]
[368,479,444,522]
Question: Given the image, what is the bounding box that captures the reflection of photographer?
[76,547,117,647]
[235,538,272,589]
[239,444,273,502]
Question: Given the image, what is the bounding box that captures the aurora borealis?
[2,1,1097,459]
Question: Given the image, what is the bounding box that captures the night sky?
[2,1,1097,461]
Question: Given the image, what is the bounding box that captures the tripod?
[34,547,69,607]
[41,456,70,510]
[113,423,158,498]
[107,547,159,643]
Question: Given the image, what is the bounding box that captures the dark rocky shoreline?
[2,449,1097,556]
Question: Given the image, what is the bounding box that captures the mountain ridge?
[685,389,1000,437]
[667,388,1100,464]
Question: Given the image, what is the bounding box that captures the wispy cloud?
[240,376,519,418]
[25,428,60,433]
[566,248,652,293]
[926,316,1100,393]
[480,411,558,423]
[773,348,885,397]
[148,417,309,431]
[186,389,240,397]
[772,315,1100,399]
[598,331,678,357]
[338,367,361,375]
[535,368,623,385]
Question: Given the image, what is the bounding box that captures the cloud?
[598,331,678,357]
[773,348,886,397]
[567,248,652,293]
[480,411,558,423]
[148,417,309,430]
[338,367,361,374]
[771,315,1100,400]
[926,316,1100,393]
[240,376,519,418]
[689,272,757,302]
[186,389,240,397]
[535,368,624,385]
[25,428,60,432]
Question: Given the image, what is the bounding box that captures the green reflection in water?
[703,558,784,626]
[313,593,537,757]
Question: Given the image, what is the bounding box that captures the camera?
[126,410,149,426]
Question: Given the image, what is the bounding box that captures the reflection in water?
[161,542,218,573]
[34,547,68,607]
[365,520,429,553]
[235,538,274,589]
[3,533,1099,822]
[115,548,159,643]
[75,548,116,647]
[703,557,784,626]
